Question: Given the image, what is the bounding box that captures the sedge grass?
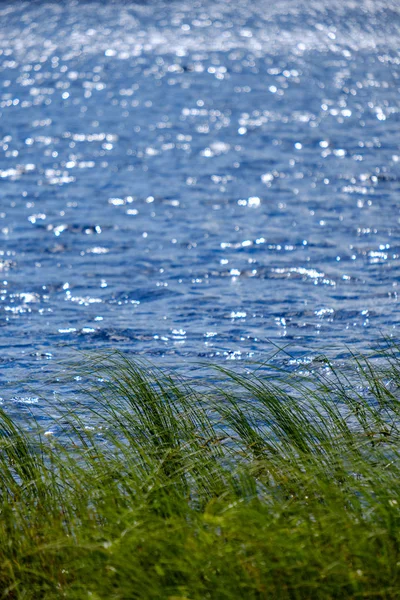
[0,349,400,599]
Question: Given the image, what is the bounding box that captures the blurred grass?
[1,348,400,599]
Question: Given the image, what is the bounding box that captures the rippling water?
[0,0,399,405]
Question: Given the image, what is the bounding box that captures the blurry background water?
[0,0,399,415]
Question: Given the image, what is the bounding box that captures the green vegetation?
[1,348,400,599]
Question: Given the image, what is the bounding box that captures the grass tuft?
[1,349,400,598]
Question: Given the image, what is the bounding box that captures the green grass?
[1,347,400,599]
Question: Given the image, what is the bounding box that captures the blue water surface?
[0,0,399,413]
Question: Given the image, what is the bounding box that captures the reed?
[0,347,399,599]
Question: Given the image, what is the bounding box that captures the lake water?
[0,0,399,410]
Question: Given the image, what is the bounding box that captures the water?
[0,0,399,406]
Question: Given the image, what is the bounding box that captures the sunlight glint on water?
[0,0,399,399]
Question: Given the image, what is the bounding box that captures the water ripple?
[0,0,399,394]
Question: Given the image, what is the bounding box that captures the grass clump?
[1,349,400,599]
